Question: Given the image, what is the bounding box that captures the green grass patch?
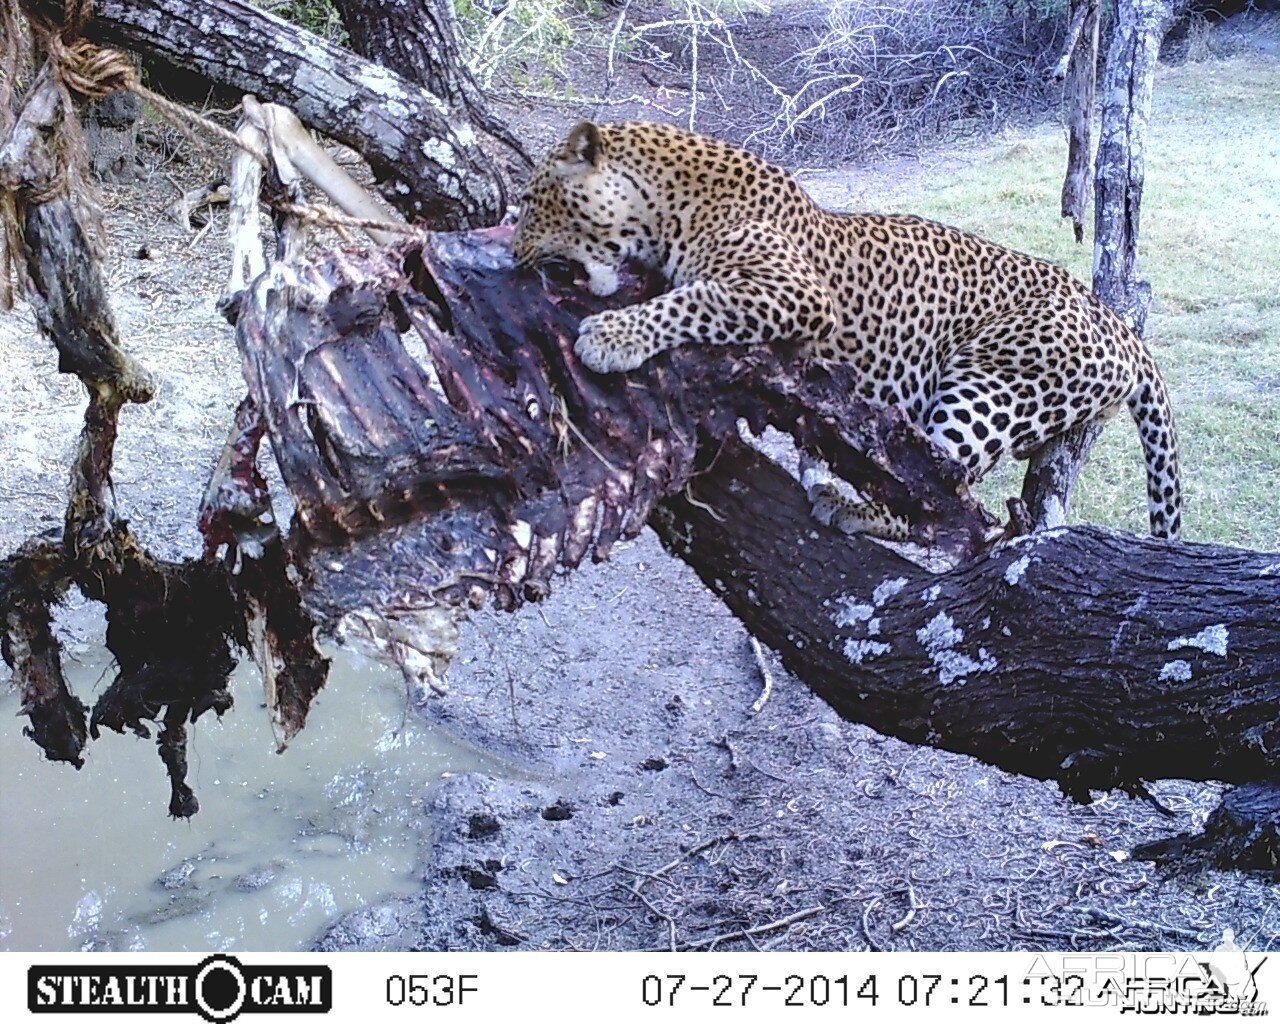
[869,51,1280,550]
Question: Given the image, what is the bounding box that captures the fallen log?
[652,438,1280,801]
[215,231,1280,810]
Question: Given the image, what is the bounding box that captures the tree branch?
[79,0,510,226]
[215,230,1280,812]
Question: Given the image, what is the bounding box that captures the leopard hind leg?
[798,453,911,541]
[922,346,1132,493]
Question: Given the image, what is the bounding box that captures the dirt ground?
[2,14,1279,953]
[315,534,1278,952]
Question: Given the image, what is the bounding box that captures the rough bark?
[76,0,510,227]
[331,0,530,172]
[84,85,140,183]
[651,438,1279,802]
[1092,0,1190,332]
[1057,0,1099,243]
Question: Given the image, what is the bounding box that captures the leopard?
[512,120,1182,541]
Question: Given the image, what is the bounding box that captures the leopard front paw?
[574,311,650,373]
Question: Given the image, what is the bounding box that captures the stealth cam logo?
[28,954,331,1021]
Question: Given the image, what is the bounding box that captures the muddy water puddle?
[0,609,501,951]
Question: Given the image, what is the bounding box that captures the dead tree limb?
[651,437,1279,800]
[212,227,1280,868]
[0,61,326,816]
[1057,0,1099,243]
[75,0,510,226]
[1136,783,1280,876]
[209,231,1280,813]
[1092,0,1192,333]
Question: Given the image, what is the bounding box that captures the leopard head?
[512,122,657,297]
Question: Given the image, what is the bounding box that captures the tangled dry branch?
[571,0,1066,163]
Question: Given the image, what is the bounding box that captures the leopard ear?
[556,121,603,174]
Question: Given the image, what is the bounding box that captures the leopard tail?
[1126,348,1182,539]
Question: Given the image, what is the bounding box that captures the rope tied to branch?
[1,1,140,305]
[46,35,135,101]
[32,4,429,237]
[28,0,265,166]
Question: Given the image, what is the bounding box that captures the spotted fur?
[513,121,1182,539]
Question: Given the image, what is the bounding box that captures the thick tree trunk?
[210,232,1280,815]
[334,0,474,108]
[651,437,1279,801]
[77,0,510,227]
[7,155,1279,841]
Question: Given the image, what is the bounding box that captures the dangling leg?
[921,319,1133,493]
[802,295,1135,542]
[798,451,912,541]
